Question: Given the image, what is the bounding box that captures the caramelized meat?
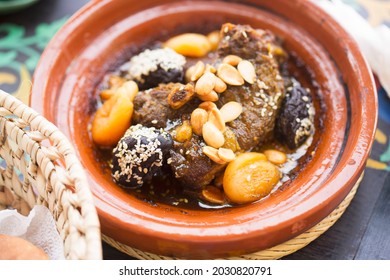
[133,24,286,189]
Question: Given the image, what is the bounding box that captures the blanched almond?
[191,61,205,81]
[220,101,243,122]
[214,77,227,93]
[205,64,217,74]
[202,122,225,148]
[218,148,236,162]
[197,90,219,102]
[222,55,242,66]
[237,60,256,84]
[203,146,225,164]
[195,72,216,96]
[217,63,244,86]
[198,101,217,112]
[191,108,208,136]
[208,107,225,132]
[185,65,196,83]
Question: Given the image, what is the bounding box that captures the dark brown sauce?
[90,42,323,211]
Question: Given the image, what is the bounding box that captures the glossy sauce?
[91,45,322,210]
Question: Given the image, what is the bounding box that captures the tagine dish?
[90,23,319,209]
[31,0,377,258]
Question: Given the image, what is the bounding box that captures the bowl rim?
[31,0,378,258]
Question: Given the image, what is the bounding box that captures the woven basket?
[0,89,102,260]
[103,173,363,260]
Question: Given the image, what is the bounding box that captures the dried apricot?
[91,91,133,146]
[164,33,212,57]
[223,152,280,204]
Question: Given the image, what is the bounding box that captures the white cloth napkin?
[0,205,65,260]
[314,0,390,97]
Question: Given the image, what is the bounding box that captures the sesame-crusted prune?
[111,124,173,188]
[276,82,314,149]
[128,48,186,90]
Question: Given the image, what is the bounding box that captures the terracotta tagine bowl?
[30,0,377,259]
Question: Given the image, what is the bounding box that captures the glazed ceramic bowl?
[31,0,377,258]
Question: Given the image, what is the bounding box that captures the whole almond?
[208,107,225,132]
[197,90,219,102]
[202,122,225,148]
[218,148,236,162]
[195,72,216,96]
[191,108,208,136]
[220,101,243,122]
[199,101,217,112]
[222,55,242,66]
[203,146,226,164]
[214,77,227,93]
[191,61,205,81]
[237,60,256,84]
[217,63,244,86]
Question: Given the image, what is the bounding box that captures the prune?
[128,48,186,90]
[111,124,173,188]
[276,82,314,149]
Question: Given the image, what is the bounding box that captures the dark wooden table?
[1,0,389,260]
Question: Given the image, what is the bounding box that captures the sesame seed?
[128,48,186,83]
[112,124,169,187]
[151,119,158,124]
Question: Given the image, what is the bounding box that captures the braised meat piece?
[133,83,199,128]
[133,23,285,189]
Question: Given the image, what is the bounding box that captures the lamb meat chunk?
[132,24,286,189]
[169,135,227,188]
[133,83,199,128]
[217,23,285,150]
